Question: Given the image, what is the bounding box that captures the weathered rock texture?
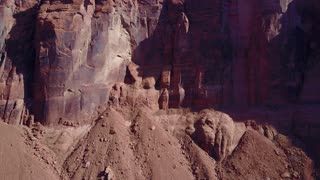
[0,0,320,166]
[0,0,164,125]
[0,0,319,123]
[0,0,38,125]
[33,0,156,124]
[1,0,320,179]
[191,110,246,161]
[130,0,320,111]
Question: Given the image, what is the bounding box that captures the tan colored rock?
[159,88,169,110]
[105,166,115,180]
[125,63,142,86]
[142,77,156,89]
[192,110,246,161]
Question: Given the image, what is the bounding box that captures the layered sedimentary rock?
[0,0,163,125]
[138,0,234,109]
[34,0,124,124]
[0,0,320,178]
[0,0,319,128]
[33,0,163,124]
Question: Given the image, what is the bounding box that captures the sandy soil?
[0,122,59,180]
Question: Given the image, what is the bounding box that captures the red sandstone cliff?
[0,0,320,179]
[0,0,319,125]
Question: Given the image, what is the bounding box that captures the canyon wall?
[0,0,38,125]
[0,0,319,131]
[1,0,163,124]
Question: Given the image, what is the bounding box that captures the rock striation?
[33,0,160,124]
[0,0,319,156]
[1,0,320,178]
[0,0,39,125]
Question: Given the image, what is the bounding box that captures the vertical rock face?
[135,0,234,109]
[147,0,320,109]
[33,0,162,124]
[34,0,97,124]
[0,0,163,124]
[0,0,319,126]
[244,0,320,105]
[0,0,39,125]
[295,1,320,103]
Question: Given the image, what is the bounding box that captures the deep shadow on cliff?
[265,0,320,166]
[132,0,234,109]
[130,0,320,174]
[2,4,39,122]
[0,0,319,179]
[33,18,57,125]
[242,0,320,171]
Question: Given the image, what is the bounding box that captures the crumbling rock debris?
[63,120,76,127]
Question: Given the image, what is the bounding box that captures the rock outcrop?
[0,0,320,167]
[192,109,246,161]
[33,0,155,124]
[0,0,164,125]
[1,0,320,179]
[0,0,39,125]
[0,0,319,125]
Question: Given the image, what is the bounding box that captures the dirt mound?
[56,81,317,179]
[62,108,198,180]
[60,105,316,179]
[0,79,317,180]
[0,122,59,180]
[218,129,315,179]
[0,106,317,180]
